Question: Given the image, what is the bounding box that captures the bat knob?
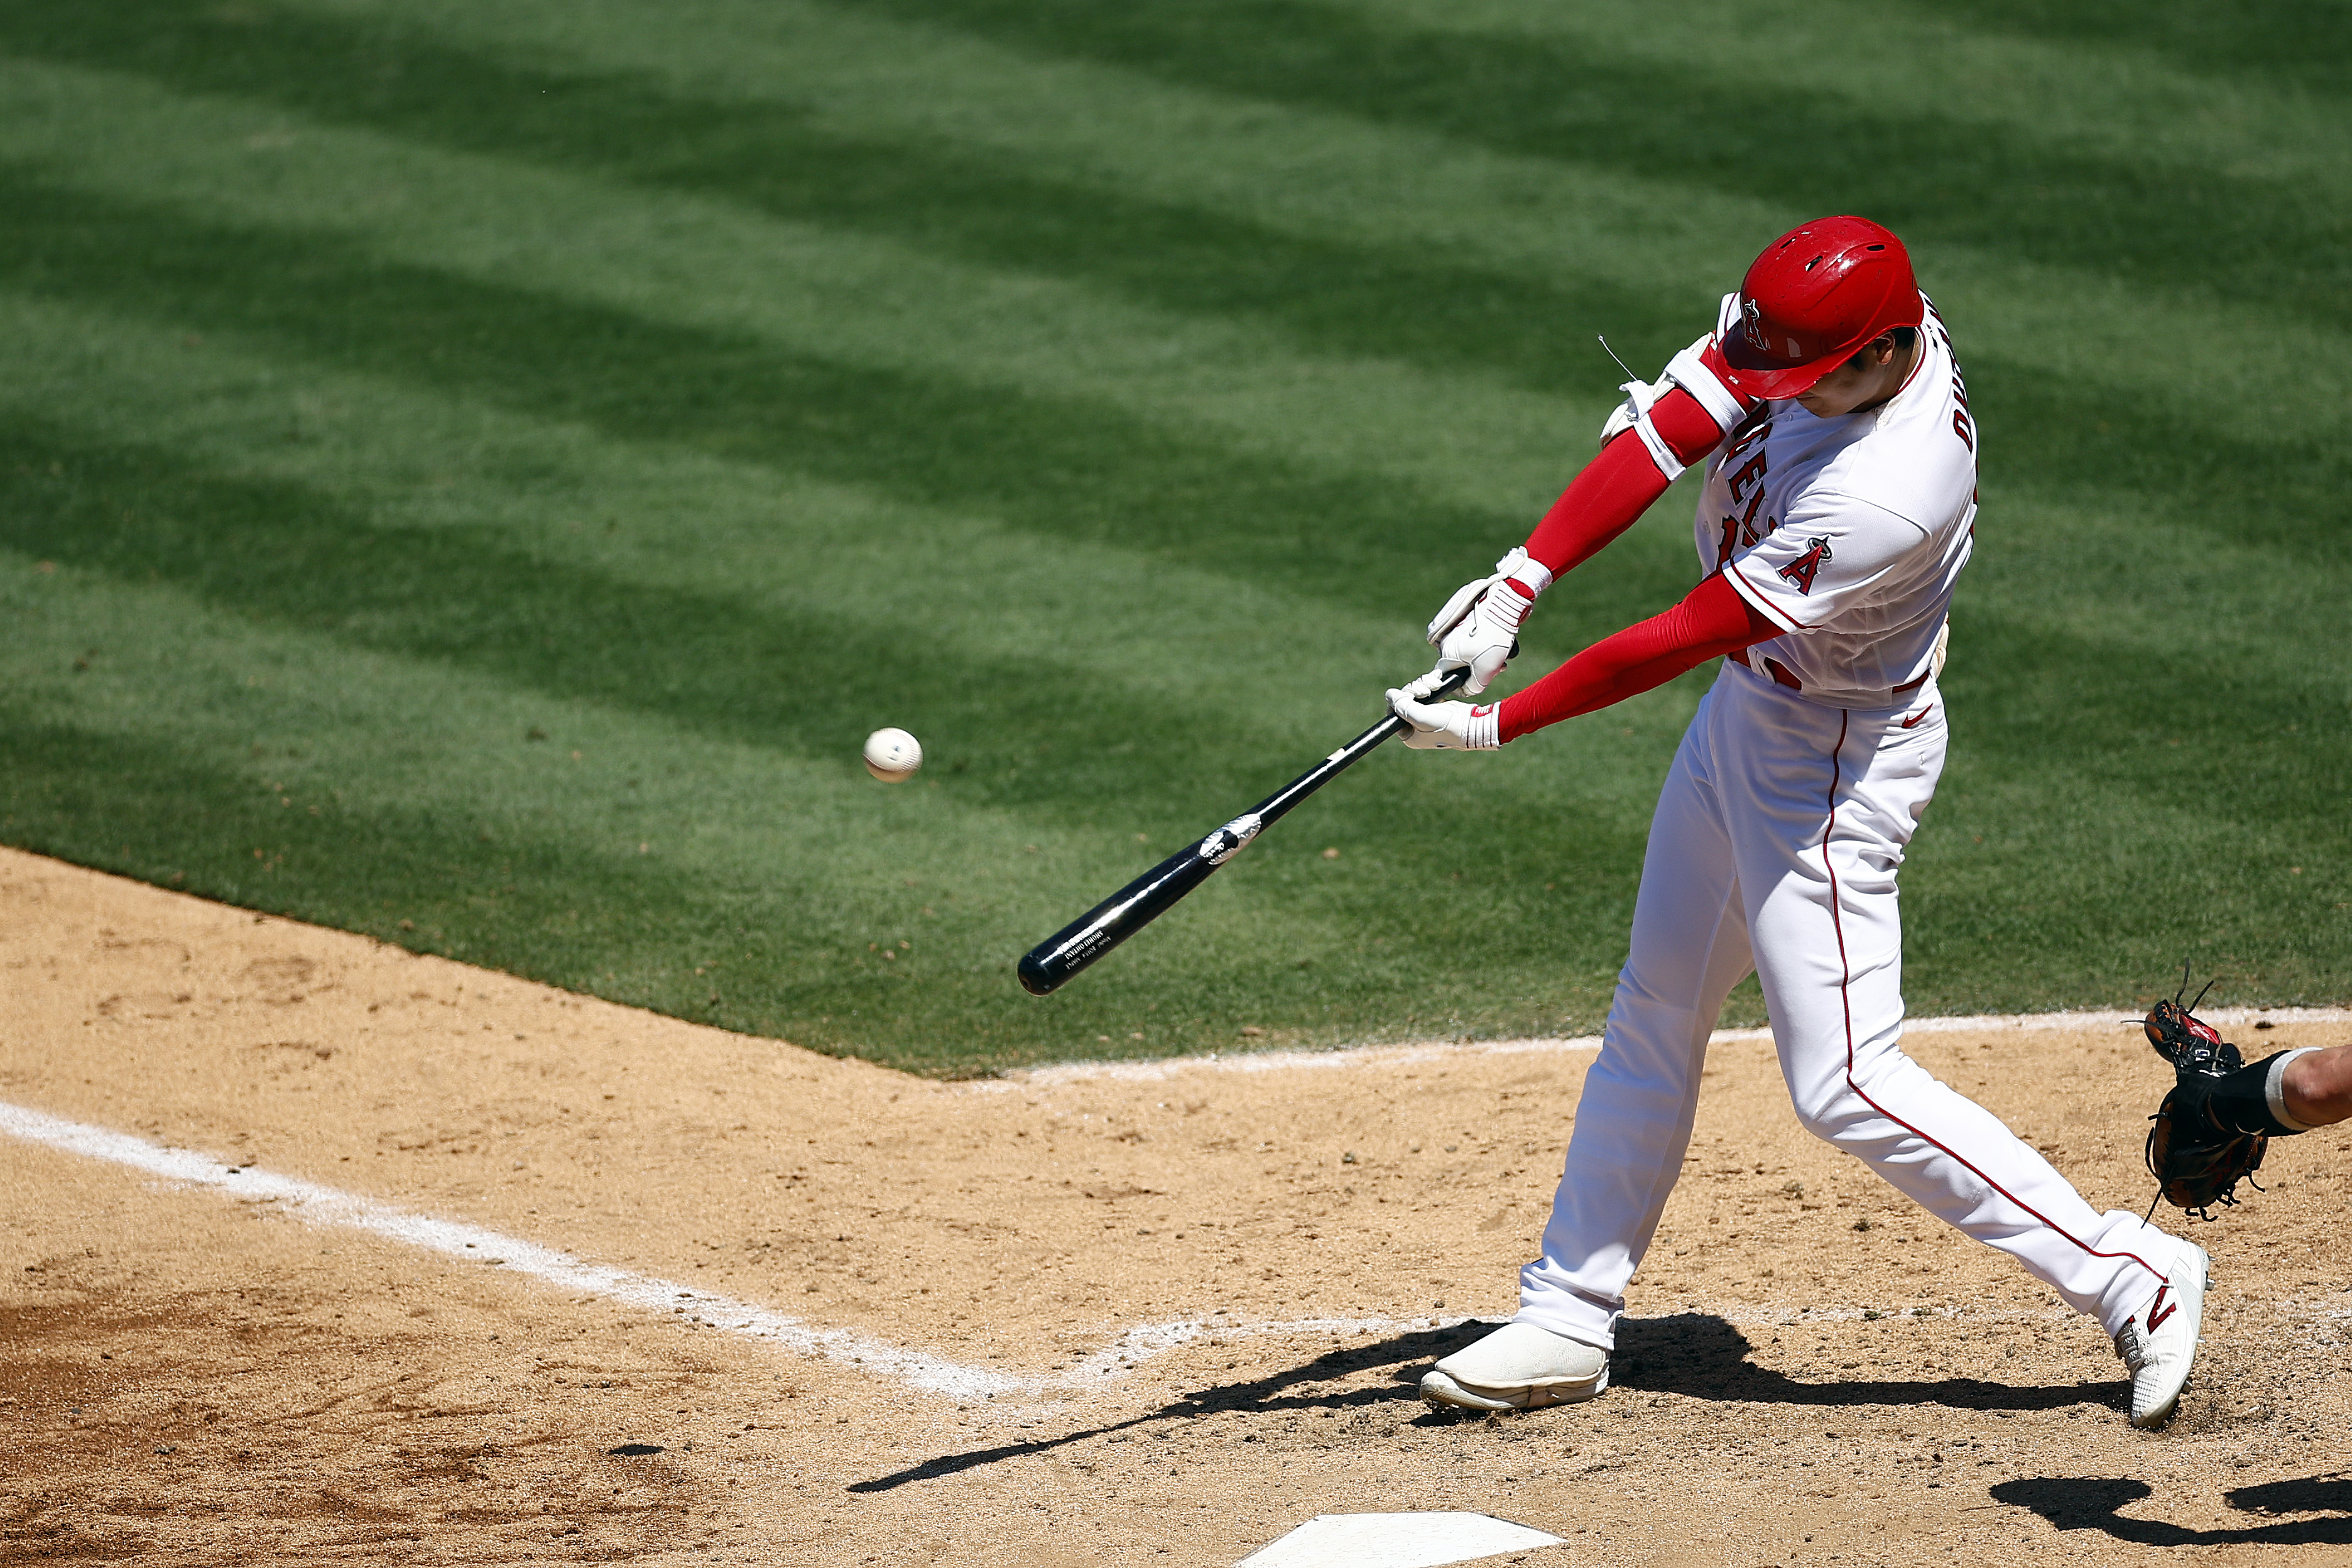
[1016,952,1062,996]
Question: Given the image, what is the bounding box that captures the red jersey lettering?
[1939,319,1976,451]
[1725,407,1772,457]
[1738,489,1769,547]
[1727,449,1769,504]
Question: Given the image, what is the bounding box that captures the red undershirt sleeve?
[1496,571,1779,743]
[1520,386,1736,577]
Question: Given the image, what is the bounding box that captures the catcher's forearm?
[2282,1044,2352,1128]
[2199,1049,2326,1138]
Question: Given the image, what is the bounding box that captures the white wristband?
[2267,1047,2321,1133]
[1465,704,1501,749]
[1492,547,1552,597]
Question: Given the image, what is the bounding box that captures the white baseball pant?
[1518,663,2186,1349]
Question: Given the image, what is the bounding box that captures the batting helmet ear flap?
[1719,217,1925,400]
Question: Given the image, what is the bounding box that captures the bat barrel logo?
[1198,812,1263,866]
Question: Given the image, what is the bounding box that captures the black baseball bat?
[1017,667,1471,996]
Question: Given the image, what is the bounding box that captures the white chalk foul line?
[0,1099,1452,1404]
[12,1096,2342,1407]
[981,1006,2352,1088]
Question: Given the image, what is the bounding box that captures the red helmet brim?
[1716,344,1849,401]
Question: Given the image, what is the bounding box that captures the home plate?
[1234,1512,1565,1567]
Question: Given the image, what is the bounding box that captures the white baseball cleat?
[2113,1241,2208,1430]
[1420,1320,1610,1412]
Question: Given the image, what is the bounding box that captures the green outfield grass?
[1,0,2345,1074]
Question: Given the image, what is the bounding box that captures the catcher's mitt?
[2143,984,2265,1217]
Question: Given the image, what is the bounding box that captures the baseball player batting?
[1389,217,2208,1429]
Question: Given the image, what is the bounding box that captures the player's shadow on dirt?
[1608,1312,2125,1413]
[1993,1475,2352,1547]
[849,1311,2121,1493]
[847,1319,1489,1493]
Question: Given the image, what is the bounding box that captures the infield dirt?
[3,846,2348,1566]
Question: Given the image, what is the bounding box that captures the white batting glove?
[1387,669,1501,751]
[1425,548,1551,695]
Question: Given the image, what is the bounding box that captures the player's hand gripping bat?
[1017,668,1471,995]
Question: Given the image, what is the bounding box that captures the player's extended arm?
[1427,351,1753,694]
[1389,572,1777,749]
[1498,572,1776,741]
[1522,380,1739,577]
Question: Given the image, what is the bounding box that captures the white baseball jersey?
[1689,293,1976,707]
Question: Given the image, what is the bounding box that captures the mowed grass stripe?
[0,163,1673,653]
[849,0,2352,335]
[0,341,1646,846]
[0,413,1241,809]
[0,287,1699,783]
[1909,0,2352,101]
[6,268,2338,845]
[5,265,2338,850]
[2,308,2341,1043]
[0,548,1644,1068]
[0,58,1615,528]
[0,301,1677,1059]
[1344,0,2351,188]
[0,403,1672,919]
[9,529,2336,1057]
[0,0,1688,401]
[1964,371,2346,577]
[0,7,2342,1055]
[1895,751,2346,1019]
[1,46,2338,585]
[266,0,2352,438]
[3,166,2338,846]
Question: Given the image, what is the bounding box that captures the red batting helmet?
[1719,217,1924,400]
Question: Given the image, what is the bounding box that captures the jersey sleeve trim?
[1723,562,1818,632]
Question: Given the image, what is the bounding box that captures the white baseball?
[863,727,922,783]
